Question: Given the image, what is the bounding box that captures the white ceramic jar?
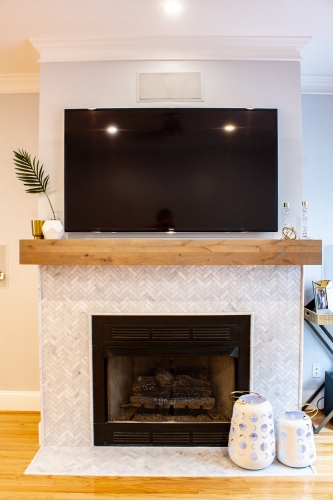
[42,219,64,239]
[228,393,275,470]
[277,409,316,468]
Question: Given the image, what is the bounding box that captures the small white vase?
[42,219,64,239]
[277,409,316,468]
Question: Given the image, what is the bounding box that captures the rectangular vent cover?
[108,327,150,340]
[104,324,237,343]
[107,428,229,447]
[112,432,151,445]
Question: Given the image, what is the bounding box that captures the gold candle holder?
[31,220,45,239]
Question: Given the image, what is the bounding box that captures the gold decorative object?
[282,226,297,240]
[31,220,45,239]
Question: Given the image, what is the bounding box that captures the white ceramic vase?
[277,409,316,468]
[228,393,275,470]
[42,219,64,239]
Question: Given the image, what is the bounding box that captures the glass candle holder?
[283,202,290,227]
[302,201,308,238]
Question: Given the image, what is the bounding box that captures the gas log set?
[114,365,227,423]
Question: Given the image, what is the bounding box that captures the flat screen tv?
[64,108,278,233]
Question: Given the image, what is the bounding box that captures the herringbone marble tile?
[40,265,302,447]
[25,445,315,477]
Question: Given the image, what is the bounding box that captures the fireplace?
[15,237,321,472]
[27,261,306,448]
[92,314,250,446]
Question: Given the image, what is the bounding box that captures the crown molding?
[30,36,311,63]
[301,75,333,94]
[0,73,39,94]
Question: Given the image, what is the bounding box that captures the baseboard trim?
[0,391,40,411]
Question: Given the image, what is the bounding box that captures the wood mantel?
[19,238,322,266]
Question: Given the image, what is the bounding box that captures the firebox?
[92,314,250,446]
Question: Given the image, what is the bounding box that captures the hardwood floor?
[0,411,332,499]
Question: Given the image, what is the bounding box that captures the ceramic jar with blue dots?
[228,393,275,470]
[277,408,316,468]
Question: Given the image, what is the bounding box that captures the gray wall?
[302,93,333,404]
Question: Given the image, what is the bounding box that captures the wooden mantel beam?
[19,238,322,266]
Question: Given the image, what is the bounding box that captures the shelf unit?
[304,300,333,433]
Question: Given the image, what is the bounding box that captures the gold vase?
[31,220,45,239]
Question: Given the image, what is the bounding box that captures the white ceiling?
[0,0,332,92]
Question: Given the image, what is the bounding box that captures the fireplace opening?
[92,315,250,446]
[108,355,235,423]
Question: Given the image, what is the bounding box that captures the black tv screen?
[64,108,278,233]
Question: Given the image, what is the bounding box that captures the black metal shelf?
[304,300,333,433]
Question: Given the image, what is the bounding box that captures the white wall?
[302,93,333,405]
[0,93,40,410]
[38,60,304,236]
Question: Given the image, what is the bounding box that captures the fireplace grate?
[152,327,190,340]
[104,324,237,343]
[192,326,233,340]
[109,327,150,340]
[153,431,192,446]
[106,424,230,446]
[112,431,151,445]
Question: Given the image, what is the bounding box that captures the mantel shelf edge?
[19,238,322,266]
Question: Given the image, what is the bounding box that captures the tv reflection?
[150,208,175,231]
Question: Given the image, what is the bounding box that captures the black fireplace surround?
[92,314,250,447]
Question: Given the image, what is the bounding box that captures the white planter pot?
[42,220,64,239]
[228,393,275,470]
[277,410,316,468]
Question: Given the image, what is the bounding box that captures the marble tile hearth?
[25,445,315,477]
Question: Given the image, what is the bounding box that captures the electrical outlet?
[312,363,321,378]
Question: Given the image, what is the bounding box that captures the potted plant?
[13,149,64,239]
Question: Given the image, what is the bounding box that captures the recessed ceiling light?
[224,125,236,132]
[161,1,182,13]
[107,126,118,134]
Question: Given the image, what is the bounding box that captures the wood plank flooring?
[0,411,332,499]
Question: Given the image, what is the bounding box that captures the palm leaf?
[13,150,48,193]
[13,149,56,219]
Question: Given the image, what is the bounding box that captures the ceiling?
[0,0,332,93]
